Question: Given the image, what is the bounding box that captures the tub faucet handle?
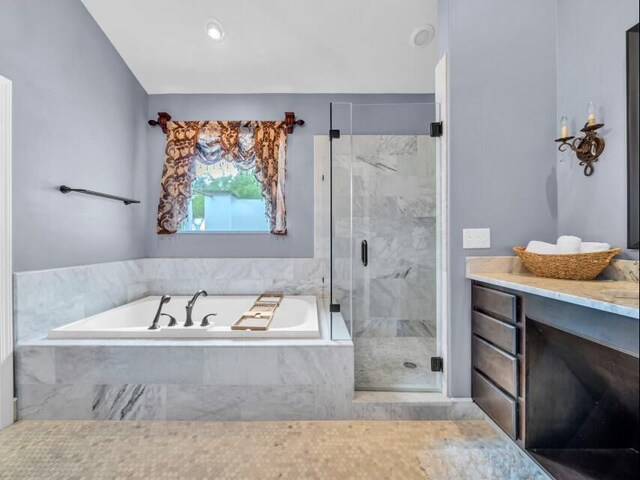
[162,313,177,327]
[201,313,217,327]
[149,295,172,330]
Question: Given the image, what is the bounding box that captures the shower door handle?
[361,240,368,267]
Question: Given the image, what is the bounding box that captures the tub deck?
[47,295,320,339]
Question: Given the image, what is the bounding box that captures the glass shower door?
[331,102,442,392]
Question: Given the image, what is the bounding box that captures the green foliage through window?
[191,193,205,219]
[189,167,264,222]
[192,169,263,200]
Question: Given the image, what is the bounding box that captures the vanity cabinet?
[471,279,639,480]
[471,283,524,441]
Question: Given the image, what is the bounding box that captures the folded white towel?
[525,240,557,254]
[580,242,611,253]
[556,235,582,254]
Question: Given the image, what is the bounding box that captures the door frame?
[0,74,13,429]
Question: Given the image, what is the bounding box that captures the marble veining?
[602,259,640,282]
[93,384,166,421]
[466,257,639,318]
[15,340,355,422]
[397,319,434,337]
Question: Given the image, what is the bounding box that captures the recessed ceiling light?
[206,19,225,42]
[411,24,435,48]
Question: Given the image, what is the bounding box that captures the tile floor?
[0,419,548,479]
[354,337,439,391]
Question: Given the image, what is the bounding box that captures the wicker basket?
[513,247,621,281]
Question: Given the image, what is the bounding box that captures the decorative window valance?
[157,120,287,235]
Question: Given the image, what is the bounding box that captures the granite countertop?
[466,257,639,319]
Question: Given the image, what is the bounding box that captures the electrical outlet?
[463,228,491,249]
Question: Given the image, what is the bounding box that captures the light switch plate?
[463,228,491,249]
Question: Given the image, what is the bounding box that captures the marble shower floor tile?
[355,337,439,391]
[0,420,547,479]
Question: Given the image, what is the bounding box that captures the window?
[180,160,269,233]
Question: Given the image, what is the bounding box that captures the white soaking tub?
[48,295,320,339]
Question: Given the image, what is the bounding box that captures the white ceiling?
[81,0,438,94]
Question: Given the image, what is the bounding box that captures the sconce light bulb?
[587,101,596,125]
[560,115,569,138]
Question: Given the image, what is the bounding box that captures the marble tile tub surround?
[14,257,326,343]
[144,257,324,297]
[466,257,639,318]
[15,343,354,421]
[13,260,147,344]
[15,340,481,422]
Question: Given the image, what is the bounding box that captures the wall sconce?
[555,102,605,176]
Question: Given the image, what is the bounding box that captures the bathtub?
[47,295,320,339]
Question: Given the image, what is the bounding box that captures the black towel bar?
[59,185,140,205]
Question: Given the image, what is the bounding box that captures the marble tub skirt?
[14,335,354,421]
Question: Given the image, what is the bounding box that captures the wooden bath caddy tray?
[231,293,284,331]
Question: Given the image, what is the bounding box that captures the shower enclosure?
[329,102,443,392]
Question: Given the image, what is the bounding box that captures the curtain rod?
[148,111,305,134]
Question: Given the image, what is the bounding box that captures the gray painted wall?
[0,0,148,272]
[446,0,559,396]
[437,0,450,59]
[146,94,433,259]
[556,0,639,259]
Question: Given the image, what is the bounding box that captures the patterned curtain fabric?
[157,120,287,235]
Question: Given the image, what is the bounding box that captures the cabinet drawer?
[472,285,518,323]
[472,335,518,396]
[472,310,518,354]
[473,369,518,439]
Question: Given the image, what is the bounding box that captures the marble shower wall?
[331,135,437,339]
